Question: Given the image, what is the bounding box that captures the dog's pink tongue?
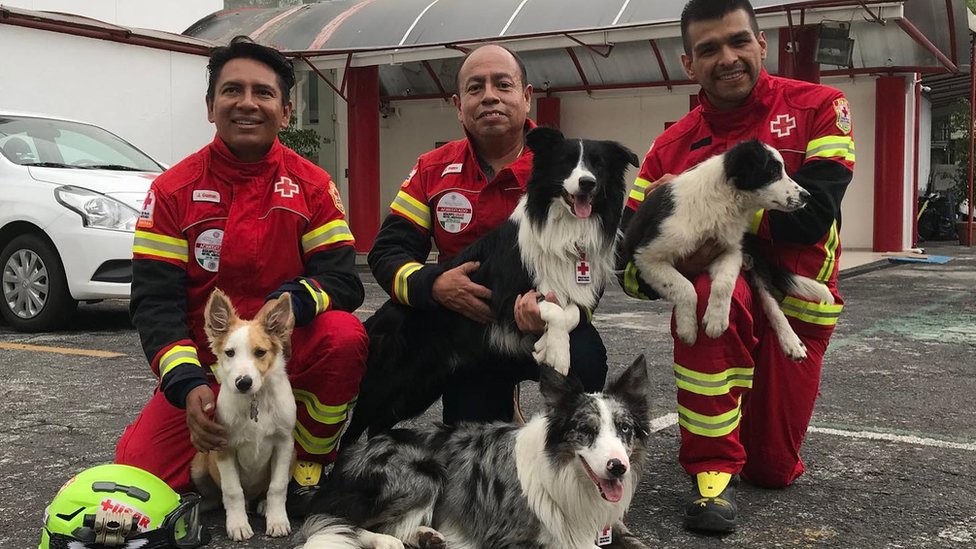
[600,478,624,502]
[573,195,593,218]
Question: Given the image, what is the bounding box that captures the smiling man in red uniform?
[617,0,855,533]
[115,36,367,517]
[367,44,609,424]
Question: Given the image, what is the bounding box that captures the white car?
[0,113,163,332]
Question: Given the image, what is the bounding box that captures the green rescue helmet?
[39,463,209,548]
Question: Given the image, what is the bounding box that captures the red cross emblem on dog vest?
[274,177,299,198]
[576,251,591,284]
[770,114,796,138]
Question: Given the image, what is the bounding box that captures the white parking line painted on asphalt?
[808,426,976,452]
[0,342,124,358]
[645,413,976,451]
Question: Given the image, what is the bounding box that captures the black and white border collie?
[297,356,651,549]
[342,127,637,442]
[621,139,834,360]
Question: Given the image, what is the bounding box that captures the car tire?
[0,233,77,332]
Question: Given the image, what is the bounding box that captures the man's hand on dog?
[515,290,559,335]
[433,261,494,324]
[187,385,227,452]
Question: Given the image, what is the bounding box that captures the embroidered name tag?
[192,190,221,203]
[441,163,463,176]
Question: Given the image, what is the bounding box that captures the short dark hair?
[454,44,528,92]
[206,35,295,105]
[680,0,760,56]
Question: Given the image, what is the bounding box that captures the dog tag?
[576,252,592,285]
[596,525,612,546]
[250,398,259,422]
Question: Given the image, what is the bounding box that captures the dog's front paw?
[533,332,571,375]
[225,513,254,541]
[702,303,730,339]
[415,526,446,549]
[264,509,291,537]
[673,305,698,346]
[780,334,808,361]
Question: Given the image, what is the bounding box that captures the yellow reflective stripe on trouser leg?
[293,389,354,425]
[781,296,843,326]
[677,398,742,438]
[673,363,754,396]
[292,422,343,455]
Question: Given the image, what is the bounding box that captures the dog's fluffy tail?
[744,234,834,304]
[296,515,362,549]
[781,274,835,304]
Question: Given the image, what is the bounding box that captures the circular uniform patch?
[435,192,473,234]
[194,229,223,272]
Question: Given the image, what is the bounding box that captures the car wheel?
[0,234,77,332]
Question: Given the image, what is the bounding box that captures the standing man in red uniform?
[115,36,368,517]
[368,44,608,424]
[617,0,854,533]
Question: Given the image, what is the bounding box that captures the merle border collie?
[296,356,651,549]
[342,127,637,442]
[621,139,834,360]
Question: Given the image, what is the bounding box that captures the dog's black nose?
[235,375,253,392]
[607,458,627,478]
[577,175,597,194]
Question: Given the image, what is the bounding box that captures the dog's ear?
[539,365,584,410]
[607,141,640,168]
[606,354,650,413]
[257,293,295,341]
[723,138,775,187]
[204,288,236,342]
[525,126,564,155]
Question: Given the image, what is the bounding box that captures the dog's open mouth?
[579,456,624,502]
[564,192,594,218]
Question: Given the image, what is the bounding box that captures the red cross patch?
[274,177,299,198]
[770,114,796,138]
[833,98,852,134]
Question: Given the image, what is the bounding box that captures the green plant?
[946,98,972,208]
[278,113,323,160]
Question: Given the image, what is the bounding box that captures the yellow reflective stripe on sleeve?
[677,398,742,438]
[292,422,343,455]
[628,177,652,203]
[159,345,201,379]
[816,221,840,282]
[806,135,855,162]
[673,363,754,396]
[781,296,843,326]
[298,279,331,314]
[391,191,432,230]
[622,261,644,298]
[749,208,765,235]
[394,262,424,305]
[302,219,355,254]
[292,389,354,425]
[133,231,189,263]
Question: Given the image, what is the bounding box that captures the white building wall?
[376,78,887,252]
[0,25,213,165]
[2,0,221,33]
[919,94,933,193]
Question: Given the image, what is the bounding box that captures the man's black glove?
[266,278,318,327]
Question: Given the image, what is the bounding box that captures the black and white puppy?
[621,139,833,360]
[343,127,637,442]
[296,356,652,549]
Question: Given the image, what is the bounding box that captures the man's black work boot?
[683,471,738,533]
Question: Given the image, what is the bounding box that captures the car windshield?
[0,115,163,172]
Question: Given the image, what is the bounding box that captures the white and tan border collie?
[343,127,637,442]
[190,289,296,541]
[296,356,652,549]
[621,139,834,360]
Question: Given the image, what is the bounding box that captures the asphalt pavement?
[1,243,974,549]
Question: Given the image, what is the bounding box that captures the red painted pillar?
[778,27,821,83]
[536,96,561,128]
[347,66,380,253]
[873,76,907,252]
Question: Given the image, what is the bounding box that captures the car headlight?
[54,185,139,232]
